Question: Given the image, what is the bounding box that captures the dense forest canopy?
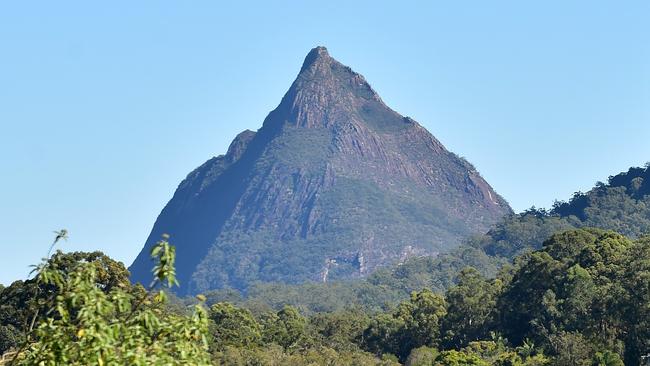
[1,227,648,364]
[1,165,649,365]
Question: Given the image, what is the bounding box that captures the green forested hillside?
[1,227,648,365]
[1,166,649,365]
[194,165,650,314]
[483,165,650,258]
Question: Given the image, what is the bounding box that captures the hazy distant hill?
[129,47,512,294]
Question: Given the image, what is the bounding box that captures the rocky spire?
[129,47,512,294]
[300,46,332,72]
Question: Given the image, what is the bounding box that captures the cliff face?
[129,47,512,294]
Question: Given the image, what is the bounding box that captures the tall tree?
[441,267,501,349]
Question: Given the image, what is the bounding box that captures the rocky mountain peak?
[300,46,332,72]
[129,47,512,294]
[268,47,388,131]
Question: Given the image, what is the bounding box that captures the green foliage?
[364,289,446,361]
[484,166,650,260]
[441,268,501,349]
[0,251,132,354]
[478,210,576,259]
[357,228,647,365]
[193,163,649,316]
[150,233,179,289]
[207,303,394,364]
[495,228,649,365]
[402,340,550,366]
[260,305,308,351]
[0,325,19,356]
[620,236,650,364]
[435,349,489,366]
[497,229,629,346]
[6,165,650,365]
[362,312,406,359]
[188,227,650,365]
[4,224,650,365]
[209,302,261,351]
[212,344,400,365]
[308,307,370,351]
[198,249,503,317]
[404,346,439,366]
[593,350,625,366]
[553,167,650,238]
[398,290,447,352]
[12,236,211,365]
[454,340,549,366]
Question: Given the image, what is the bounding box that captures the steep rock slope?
[129,47,511,294]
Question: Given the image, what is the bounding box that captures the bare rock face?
[129,47,512,294]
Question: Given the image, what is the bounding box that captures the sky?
[0,1,648,285]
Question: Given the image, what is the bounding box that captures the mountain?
[196,165,650,315]
[129,47,512,294]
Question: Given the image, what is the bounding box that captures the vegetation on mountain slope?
[2,226,648,364]
[2,237,210,365]
[180,165,650,317]
[3,164,649,364]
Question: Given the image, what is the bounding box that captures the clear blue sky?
[1,1,648,285]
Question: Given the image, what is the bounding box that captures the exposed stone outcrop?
[129,47,512,294]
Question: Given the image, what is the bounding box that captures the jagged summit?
[266,47,392,131]
[129,47,512,294]
[300,46,331,72]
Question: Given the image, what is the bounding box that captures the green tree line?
[1,227,648,365]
